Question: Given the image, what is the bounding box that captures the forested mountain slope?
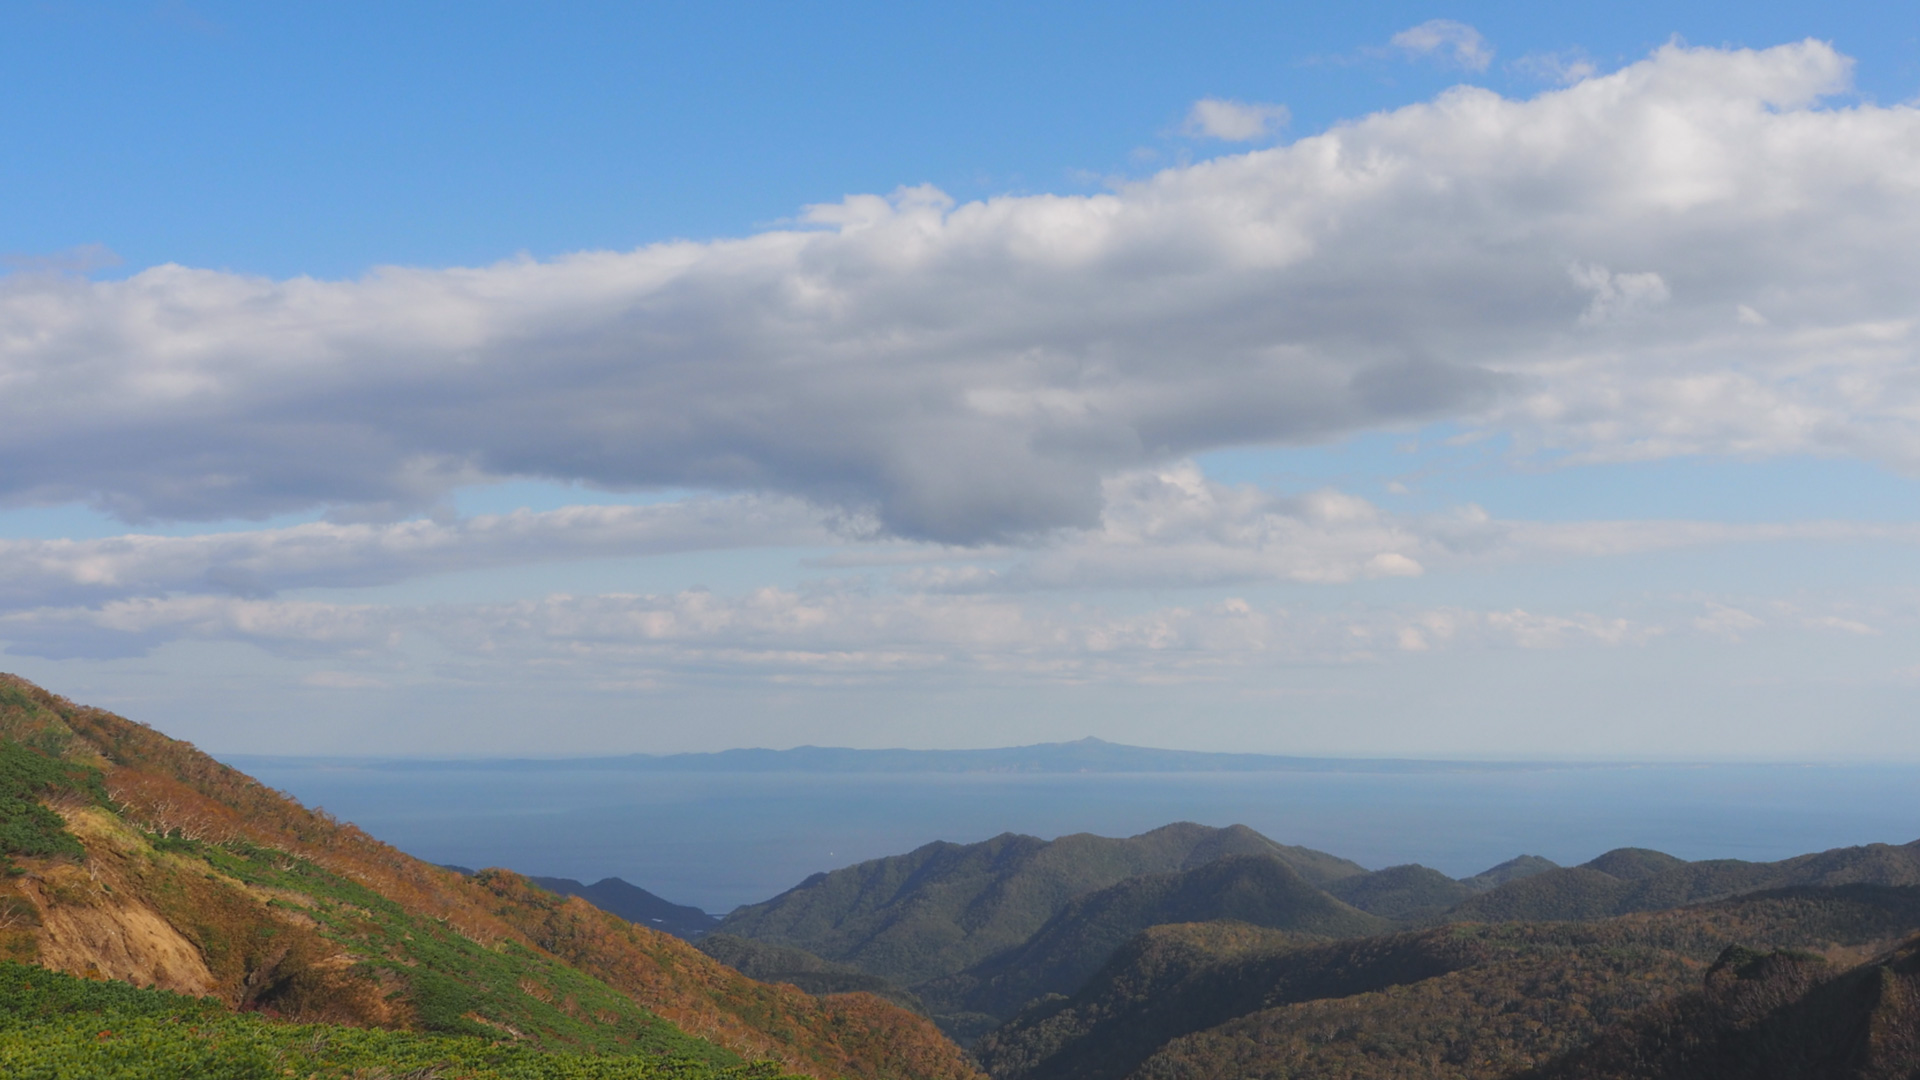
[714,822,1364,989]
[0,673,978,1080]
[1326,863,1479,921]
[920,854,1388,1035]
[1462,855,1562,890]
[1452,842,1920,923]
[980,885,1920,1080]
[1521,935,1920,1079]
[698,933,929,1013]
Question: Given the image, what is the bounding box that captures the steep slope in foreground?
[716,822,1365,989]
[0,673,978,1080]
[0,960,800,1079]
[1522,936,1920,1079]
[979,885,1920,1080]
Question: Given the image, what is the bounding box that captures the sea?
[227,757,1920,916]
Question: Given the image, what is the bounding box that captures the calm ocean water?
[229,760,1920,914]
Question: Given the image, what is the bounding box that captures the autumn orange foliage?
[0,673,981,1080]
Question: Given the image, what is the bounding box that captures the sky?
[3,1,1920,759]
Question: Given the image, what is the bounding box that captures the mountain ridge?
[714,823,1366,986]
[0,672,979,1080]
[531,874,720,940]
[919,853,1390,1036]
[1451,841,1920,923]
[229,738,1612,775]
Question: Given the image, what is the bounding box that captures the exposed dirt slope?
[0,672,979,1080]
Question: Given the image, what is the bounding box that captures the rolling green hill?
[921,854,1389,1037]
[714,822,1364,990]
[1326,863,1479,921]
[1581,848,1689,880]
[1461,855,1561,890]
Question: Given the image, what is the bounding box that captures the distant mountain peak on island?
[323,737,1575,775]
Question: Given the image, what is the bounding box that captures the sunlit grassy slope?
[0,673,979,1080]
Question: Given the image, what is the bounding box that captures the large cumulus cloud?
[2,41,1914,542]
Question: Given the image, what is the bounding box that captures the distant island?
[7,672,1920,1080]
[244,735,1604,775]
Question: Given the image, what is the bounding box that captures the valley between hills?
[3,670,1919,1078]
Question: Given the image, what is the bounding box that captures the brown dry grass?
[0,672,982,1080]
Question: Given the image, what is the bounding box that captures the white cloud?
[1512,50,1598,85]
[0,42,1912,543]
[1802,614,1877,635]
[0,495,845,608]
[886,464,1920,593]
[1483,608,1643,648]
[1183,98,1291,141]
[0,585,1661,677]
[302,670,389,689]
[4,464,1917,614]
[1389,20,1493,71]
[1693,602,1764,639]
[1570,263,1671,325]
[0,595,395,659]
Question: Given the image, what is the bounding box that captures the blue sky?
[3,1,1920,758]
[11,1,1917,277]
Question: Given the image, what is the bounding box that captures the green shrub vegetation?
[147,833,731,1061]
[0,737,107,871]
[0,961,801,1080]
[0,673,983,1080]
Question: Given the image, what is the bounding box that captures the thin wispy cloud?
[1389,19,1495,71]
[0,586,1682,672]
[1182,98,1291,141]
[0,495,849,607]
[1512,49,1600,85]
